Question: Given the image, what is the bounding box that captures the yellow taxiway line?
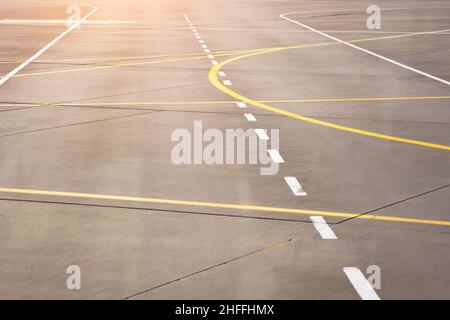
[0,187,449,227]
[208,34,450,151]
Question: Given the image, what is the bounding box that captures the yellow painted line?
[11,48,272,78]
[55,95,450,107]
[208,35,450,151]
[0,187,448,227]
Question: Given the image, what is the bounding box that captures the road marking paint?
[207,55,215,59]
[199,40,205,44]
[343,267,381,300]
[219,71,226,77]
[0,6,98,87]
[244,113,257,122]
[196,36,202,39]
[284,177,307,196]
[310,216,337,239]
[211,60,219,65]
[208,45,450,151]
[254,129,269,140]
[268,149,284,163]
[192,29,197,32]
[0,19,134,25]
[280,12,450,86]
[236,102,247,108]
[0,187,449,226]
[51,95,450,106]
[204,49,211,53]
[223,80,232,86]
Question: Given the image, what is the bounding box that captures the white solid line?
[284,176,308,197]
[219,71,226,77]
[310,216,338,239]
[244,113,257,122]
[268,149,284,163]
[223,80,232,86]
[343,267,381,300]
[0,6,99,87]
[280,12,450,86]
[211,60,219,65]
[0,19,134,25]
[254,129,269,140]
[236,102,247,108]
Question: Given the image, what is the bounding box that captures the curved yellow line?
[208,46,450,151]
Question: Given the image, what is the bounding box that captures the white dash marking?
[343,267,381,300]
[207,54,215,59]
[219,71,226,77]
[285,177,307,197]
[236,102,247,108]
[244,113,256,122]
[254,129,269,140]
[201,44,208,49]
[310,216,338,239]
[204,49,211,53]
[199,40,205,44]
[211,60,219,65]
[268,149,284,163]
[223,80,232,86]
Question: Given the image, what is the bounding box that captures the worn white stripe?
[201,44,208,48]
[343,267,381,300]
[268,149,284,163]
[310,216,338,239]
[284,177,307,197]
[223,80,232,86]
[219,71,226,77]
[280,12,450,86]
[0,6,98,87]
[211,60,219,65]
[254,129,269,140]
[204,49,211,53]
[236,102,247,108]
[244,113,256,122]
[207,54,215,59]
[0,19,134,25]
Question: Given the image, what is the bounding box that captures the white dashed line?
[343,267,381,300]
[223,80,232,86]
[211,60,219,65]
[267,149,284,163]
[199,40,205,44]
[244,113,256,122]
[219,71,226,77]
[236,102,247,108]
[204,49,211,53]
[201,44,208,48]
[254,129,269,140]
[310,216,337,239]
[284,176,307,196]
[207,54,215,59]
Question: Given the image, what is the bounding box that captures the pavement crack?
[337,183,450,224]
[122,238,294,300]
[0,197,311,224]
[0,110,160,139]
